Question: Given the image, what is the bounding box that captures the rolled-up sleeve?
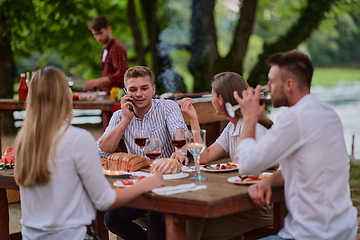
[96,110,123,158]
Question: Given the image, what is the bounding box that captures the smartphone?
[122,88,134,112]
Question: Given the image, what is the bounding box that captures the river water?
[268,82,360,159]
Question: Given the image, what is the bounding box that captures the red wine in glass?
[172,139,186,149]
[135,138,148,149]
[259,97,270,105]
[145,151,162,160]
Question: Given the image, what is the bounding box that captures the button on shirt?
[97,98,188,158]
[215,119,267,161]
[237,94,358,239]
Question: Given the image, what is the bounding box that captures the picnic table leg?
[101,111,112,131]
[0,112,2,153]
[165,213,187,240]
[93,211,109,240]
[0,188,10,240]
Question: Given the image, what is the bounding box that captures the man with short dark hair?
[83,15,128,93]
[234,50,358,240]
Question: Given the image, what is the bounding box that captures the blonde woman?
[14,67,163,240]
[181,72,274,240]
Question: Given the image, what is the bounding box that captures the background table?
[0,98,227,152]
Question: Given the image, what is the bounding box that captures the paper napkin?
[152,183,207,195]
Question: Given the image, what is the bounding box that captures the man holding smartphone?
[96,66,188,240]
[83,15,128,94]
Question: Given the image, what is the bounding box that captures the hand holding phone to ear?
[122,88,134,112]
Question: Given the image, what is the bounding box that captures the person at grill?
[83,15,128,93]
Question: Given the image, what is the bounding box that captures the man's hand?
[83,77,111,91]
[233,85,265,122]
[248,178,272,206]
[120,94,135,119]
[83,79,101,91]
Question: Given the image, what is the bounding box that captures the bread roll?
[150,158,181,174]
[102,152,150,172]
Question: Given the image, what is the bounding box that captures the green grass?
[350,161,360,219]
[312,68,360,87]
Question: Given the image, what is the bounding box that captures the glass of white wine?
[187,129,207,181]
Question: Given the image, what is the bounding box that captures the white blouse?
[20,126,116,240]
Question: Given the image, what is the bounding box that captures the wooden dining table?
[0,168,286,240]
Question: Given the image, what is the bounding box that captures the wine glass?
[225,86,271,118]
[144,138,162,163]
[172,128,187,158]
[134,128,149,157]
[187,129,207,181]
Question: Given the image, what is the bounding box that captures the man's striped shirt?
[96,98,188,158]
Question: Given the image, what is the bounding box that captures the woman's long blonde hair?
[212,72,273,129]
[14,67,73,187]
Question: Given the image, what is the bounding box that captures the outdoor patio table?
[0,168,286,240]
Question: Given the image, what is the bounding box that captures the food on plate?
[204,162,237,170]
[150,158,181,174]
[236,173,271,183]
[137,176,147,181]
[101,152,150,172]
[121,180,136,186]
[0,147,15,169]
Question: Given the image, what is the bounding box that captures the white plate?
[201,163,239,173]
[163,172,189,179]
[113,179,138,187]
[227,176,258,185]
[227,172,273,185]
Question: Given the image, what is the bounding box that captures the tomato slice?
[247,175,260,181]
[121,180,135,185]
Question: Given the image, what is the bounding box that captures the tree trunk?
[140,0,162,78]
[247,0,336,87]
[188,0,217,93]
[0,13,16,135]
[212,0,258,76]
[127,0,147,66]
